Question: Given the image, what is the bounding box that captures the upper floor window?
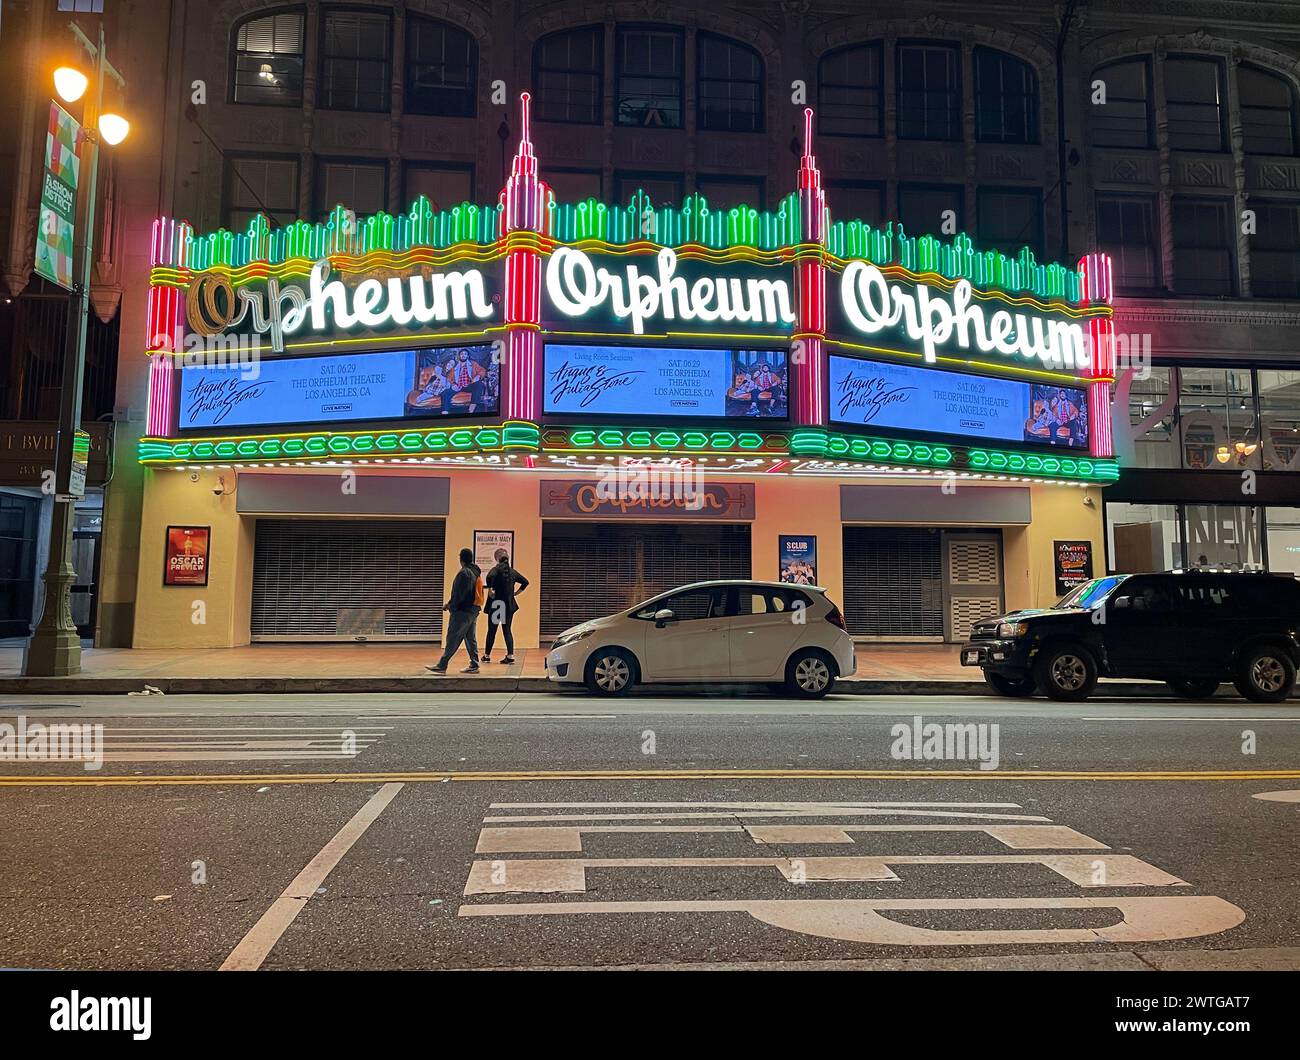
[977,187,1043,257]
[232,8,305,106]
[697,33,763,133]
[225,155,300,230]
[1239,64,1298,156]
[818,42,883,137]
[534,26,603,124]
[1096,194,1161,292]
[897,41,961,141]
[898,183,964,239]
[616,25,683,128]
[828,181,884,226]
[315,158,387,219]
[1090,58,1151,148]
[405,15,476,117]
[1248,200,1300,299]
[974,47,1038,144]
[1171,196,1235,296]
[1165,56,1226,151]
[319,8,391,113]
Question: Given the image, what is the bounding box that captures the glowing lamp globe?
[98,113,129,146]
[54,66,89,103]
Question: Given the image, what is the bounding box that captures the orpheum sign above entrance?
[141,97,1117,470]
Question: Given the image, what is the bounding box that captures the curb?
[0,676,1236,697]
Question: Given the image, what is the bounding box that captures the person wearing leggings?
[482,549,529,664]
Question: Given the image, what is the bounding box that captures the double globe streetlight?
[24,23,129,676]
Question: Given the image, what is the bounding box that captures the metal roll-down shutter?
[842,526,945,639]
[539,522,752,638]
[251,519,445,640]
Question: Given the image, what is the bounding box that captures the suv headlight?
[997,621,1029,638]
[552,628,595,649]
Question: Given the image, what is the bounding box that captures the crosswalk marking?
[43,725,391,764]
[460,799,1245,947]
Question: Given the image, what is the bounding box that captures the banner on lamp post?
[35,101,81,291]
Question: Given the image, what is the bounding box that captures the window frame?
[1163,53,1228,153]
[400,161,475,214]
[403,12,478,118]
[976,185,1045,258]
[897,182,965,241]
[532,24,606,125]
[1239,63,1300,157]
[895,39,962,142]
[1170,195,1237,297]
[615,23,686,130]
[313,155,390,221]
[316,4,394,114]
[817,41,885,139]
[222,152,302,231]
[696,31,764,134]
[614,170,685,210]
[228,5,307,108]
[1095,192,1163,293]
[1245,197,1300,300]
[1090,56,1154,150]
[826,180,886,227]
[973,46,1039,145]
[695,174,766,212]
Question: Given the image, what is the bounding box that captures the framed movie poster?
[164,525,211,587]
[474,530,515,572]
[779,535,818,586]
[1053,540,1093,597]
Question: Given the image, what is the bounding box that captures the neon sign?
[545,246,796,335]
[839,262,1089,370]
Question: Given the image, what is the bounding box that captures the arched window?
[534,26,604,124]
[231,7,305,106]
[818,43,883,137]
[405,15,477,117]
[1090,58,1151,148]
[974,47,1038,144]
[896,40,961,141]
[616,25,684,128]
[697,33,763,133]
[319,6,392,113]
[1165,55,1226,151]
[1239,64,1298,156]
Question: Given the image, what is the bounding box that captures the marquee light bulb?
[98,113,130,146]
[54,66,88,103]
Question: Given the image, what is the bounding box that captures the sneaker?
[500,656,514,664]
[426,664,447,674]
[462,664,480,674]
[481,654,491,662]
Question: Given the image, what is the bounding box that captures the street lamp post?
[24,22,127,677]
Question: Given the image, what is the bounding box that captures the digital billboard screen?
[543,344,788,419]
[828,354,1089,449]
[178,343,499,430]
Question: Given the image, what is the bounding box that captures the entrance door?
[251,519,446,640]
[70,527,101,638]
[943,532,1004,641]
[539,522,752,639]
[842,527,944,639]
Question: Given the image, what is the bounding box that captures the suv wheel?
[983,671,1037,697]
[1233,646,1296,704]
[1167,677,1220,700]
[1033,642,1098,701]
[785,649,836,699]
[584,648,638,696]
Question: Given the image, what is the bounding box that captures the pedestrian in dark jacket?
[482,549,529,664]
[428,548,482,674]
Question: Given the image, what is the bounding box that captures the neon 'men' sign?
[545,246,796,335]
[839,261,1090,371]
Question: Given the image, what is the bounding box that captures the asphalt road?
[2,690,1299,970]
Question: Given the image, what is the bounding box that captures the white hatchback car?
[545,580,856,697]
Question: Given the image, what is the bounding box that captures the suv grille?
[969,620,1001,641]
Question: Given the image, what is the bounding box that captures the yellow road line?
[1,768,1299,787]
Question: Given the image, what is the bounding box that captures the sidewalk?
[0,642,990,694]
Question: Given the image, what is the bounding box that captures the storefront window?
[1127,367,1179,468]
[1107,502,1183,572]
[1184,504,1264,569]
[1258,369,1300,471]
[1266,507,1300,575]
[1178,367,1258,470]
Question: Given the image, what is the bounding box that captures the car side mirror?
[1112,596,1131,610]
[654,608,675,628]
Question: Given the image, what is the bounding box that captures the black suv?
[960,570,1300,702]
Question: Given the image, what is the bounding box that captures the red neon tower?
[792,107,828,426]
[1079,252,1116,459]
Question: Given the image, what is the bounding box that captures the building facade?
[5,0,1297,650]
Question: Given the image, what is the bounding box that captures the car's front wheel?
[1233,646,1296,704]
[584,648,638,696]
[785,649,836,699]
[1167,677,1220,700]
[1033,642,1098,701]
[983,671,1037,697]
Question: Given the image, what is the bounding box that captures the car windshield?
[1053,576,1125,610]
